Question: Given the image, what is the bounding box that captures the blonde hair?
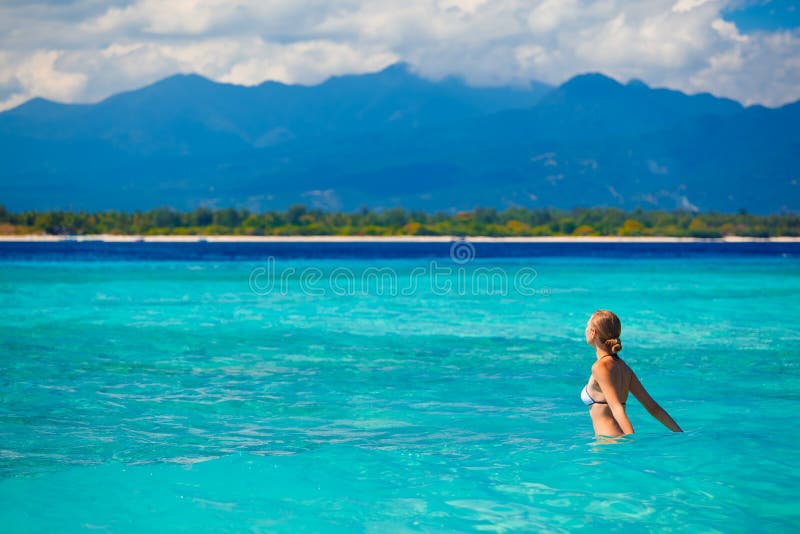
[590,309,622,354]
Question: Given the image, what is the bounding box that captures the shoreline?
[1,234,799,243]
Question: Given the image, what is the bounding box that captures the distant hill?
[0,63,797,213]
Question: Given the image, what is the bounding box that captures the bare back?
[585,355,632,436]
[585,355,632,403]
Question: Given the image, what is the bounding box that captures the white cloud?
[672,0,716,14]
[690,28,800,106]
[84,0,230,35]
[438,0,490,13]
[0,0,798,111]
[527,0,581,33]
[9,50,87,101]
[219,40,398,86]
[712,18,749,42]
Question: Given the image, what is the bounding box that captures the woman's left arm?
[593,364,634,434]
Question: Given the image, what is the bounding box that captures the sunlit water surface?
[1,242,798,532]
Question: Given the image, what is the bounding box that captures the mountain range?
[0,63,797,213]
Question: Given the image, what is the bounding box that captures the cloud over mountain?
[0,0,799,111]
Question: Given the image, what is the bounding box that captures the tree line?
[0,204,798,237]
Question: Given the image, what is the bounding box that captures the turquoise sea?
[1,241,799,532]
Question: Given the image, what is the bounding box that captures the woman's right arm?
[629,370,683,432]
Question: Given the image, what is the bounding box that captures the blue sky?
[0,0,798,111]
[723,0,800,31]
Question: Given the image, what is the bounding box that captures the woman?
[581,310,682,436]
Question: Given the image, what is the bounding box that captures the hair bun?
[590,310,623,354]
[604,338,622,354]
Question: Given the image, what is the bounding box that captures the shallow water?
[1,243,799,532]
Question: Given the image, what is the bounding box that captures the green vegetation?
[0,204,798,237]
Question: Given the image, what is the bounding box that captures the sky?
[0,0,798,111]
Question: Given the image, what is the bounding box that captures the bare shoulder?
[592,357,632,380]
[591,358,614,375]
[592,355,621,368]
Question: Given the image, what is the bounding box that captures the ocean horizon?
[1,241,798,532]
